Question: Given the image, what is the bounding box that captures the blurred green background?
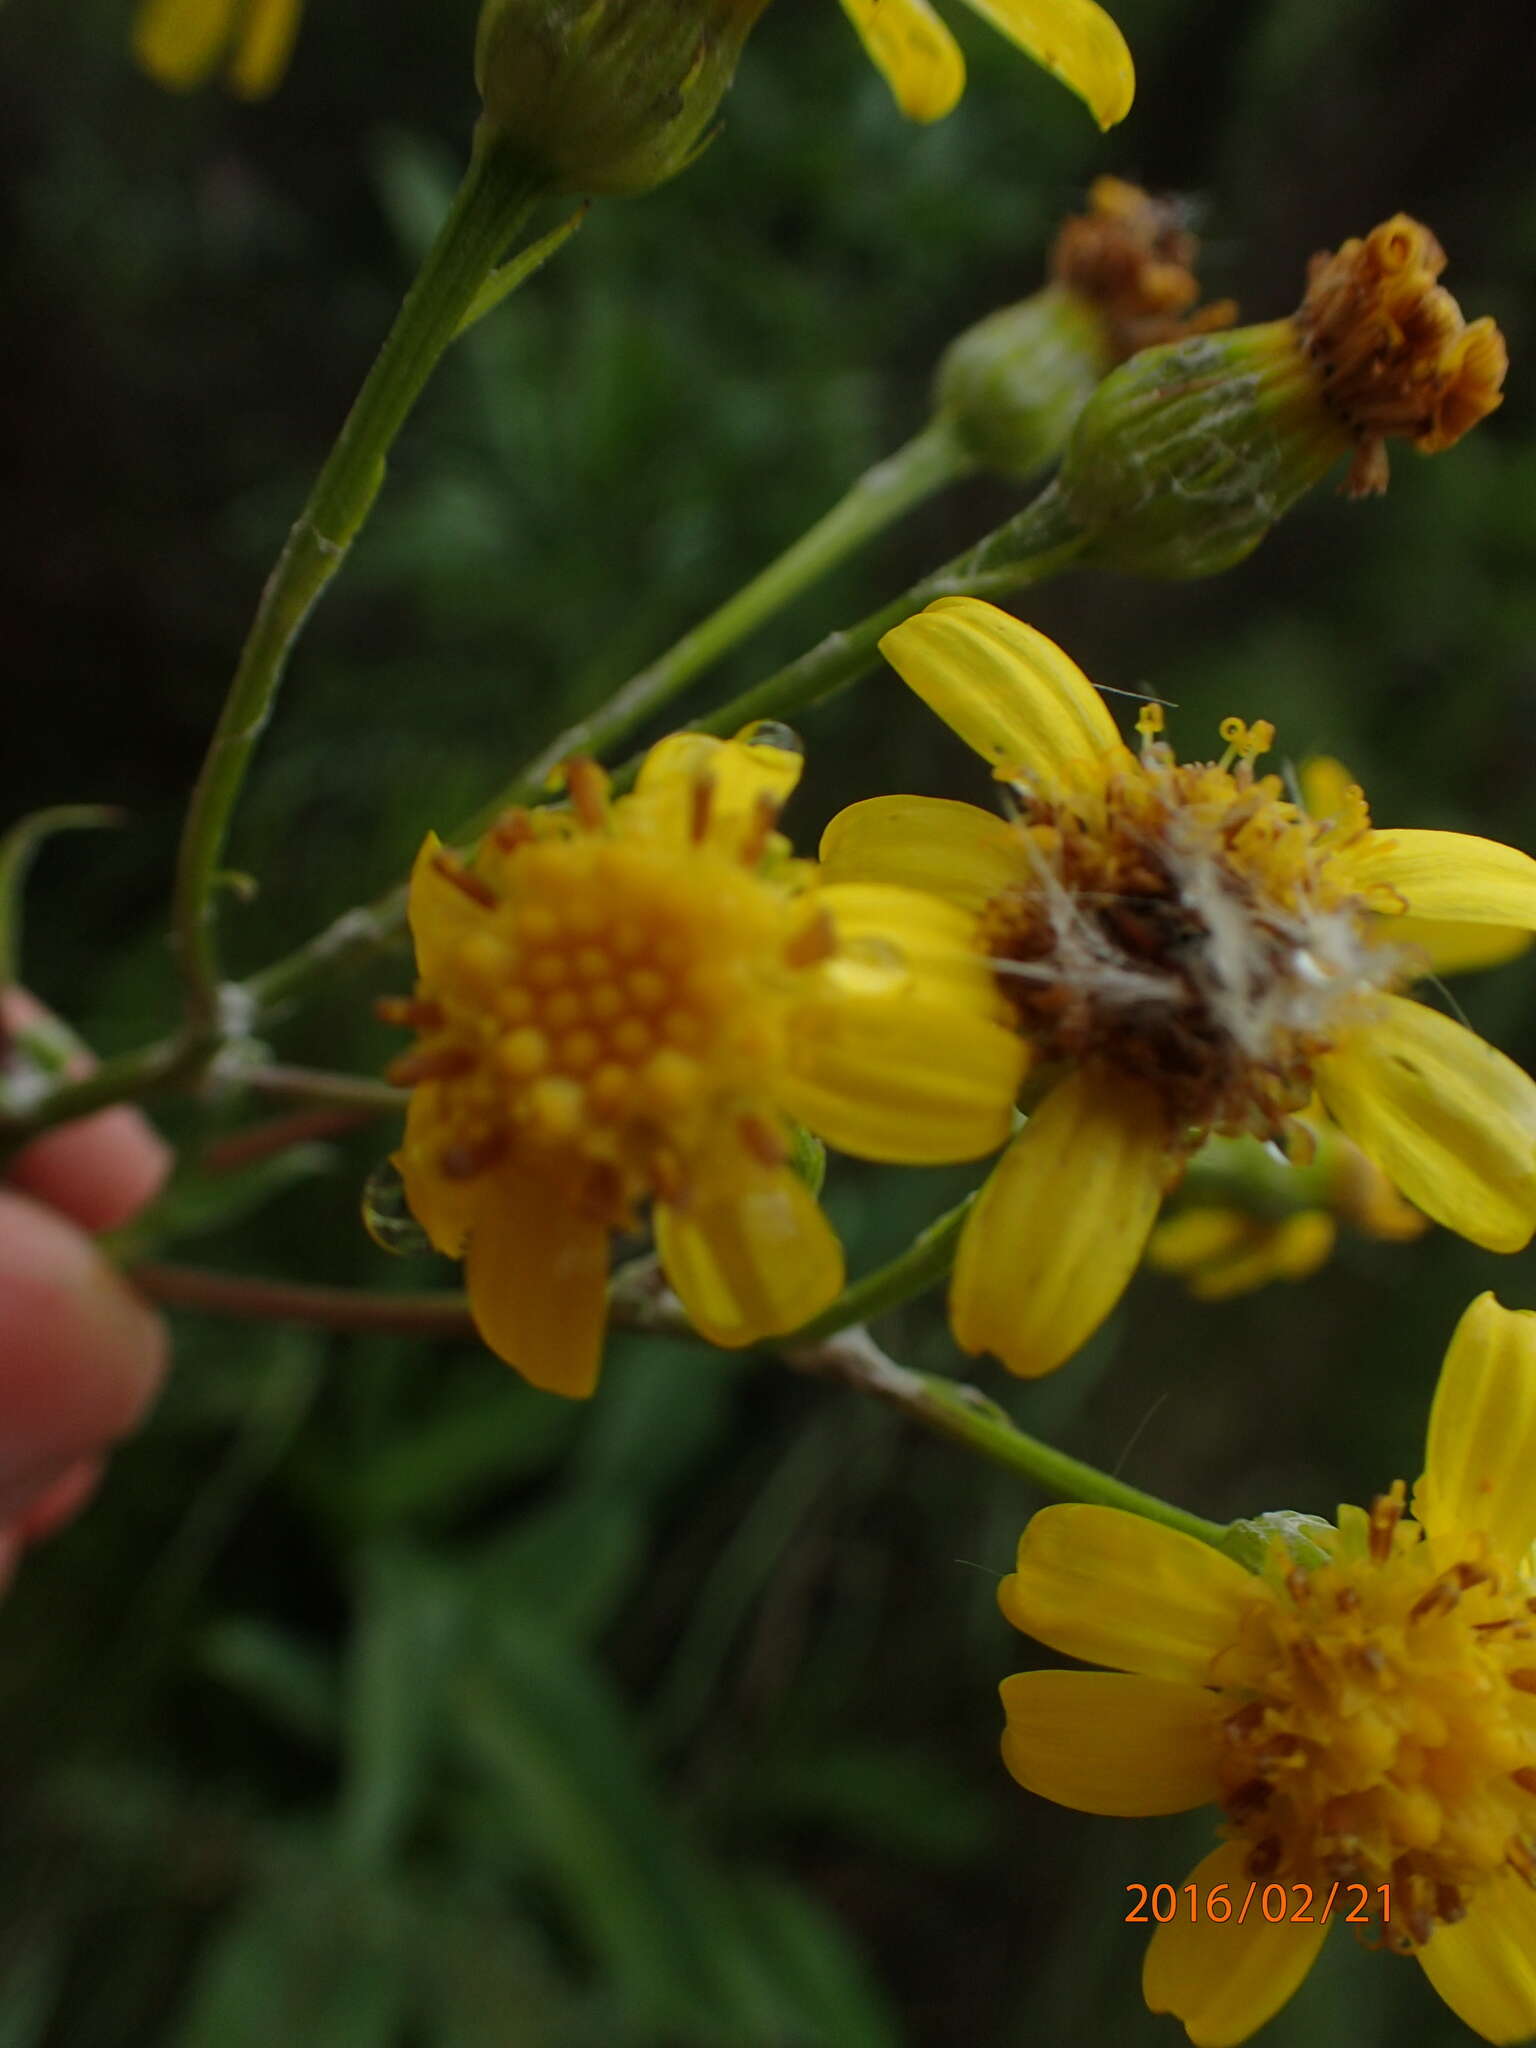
[2,0,1535,2042]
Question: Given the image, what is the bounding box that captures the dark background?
[1,0,1534,2041]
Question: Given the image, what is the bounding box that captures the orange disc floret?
[1293,213,1508,496]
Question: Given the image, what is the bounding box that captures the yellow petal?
[1419,1292,1536,1563]
[951,1067,1169,1376]
[819,795,1025,911]
[407,831,487,984]
[999,1671,1219,1814]
[780,990,1024,1163]
[1142,1839,1330,2047]
[879,598,1121,789]
[133,0,234,88]
[656,1163,843,1347]
[229,0,303,97]
[960,0,1134,128]
[813,878,1008,1013]
[836,0,967,122]
[464,1167,611,1398]
[1417,1874,1536,2046]
[1345,829,1536,930]
[1145,1207,1253,1277]
[1394,915,1533,977]
[1187,1212,1337,1303]
[393,1092,481,1259]
[627,728,804,859]
[1316,997,1536,1254]
[999,1504,1251,1683]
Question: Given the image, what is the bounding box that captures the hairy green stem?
[787,1328,1226,1547]
[170,137,548,1035]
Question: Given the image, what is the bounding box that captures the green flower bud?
[1053,213,1507,580]
[475,0,767,196]
[935,179,1236,482]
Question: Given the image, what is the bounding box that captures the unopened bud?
[935,179,1236,481]
[1053,212,1507,579]
[475,0,767,196]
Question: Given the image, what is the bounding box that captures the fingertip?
[11,1104,173,1232]
[0,1189,167,1519]
[2,988,172,1230]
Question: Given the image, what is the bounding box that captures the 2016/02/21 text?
[1125,1882,1391,1926]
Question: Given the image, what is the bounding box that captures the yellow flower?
[836,0,1134,128]
[133,0,303,97]
[1148,1103,1427,1302]
[997,1294,1536,2047]
[384,728,1024,1397]
[821,597,1536,1378]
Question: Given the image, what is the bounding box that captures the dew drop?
[737,719,803,757]
[361,1157,432,1258]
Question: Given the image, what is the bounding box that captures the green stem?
[790,1191,974,1344]
[675,478,1085,754]
[787,1328,1226,1547]
[0,1033,208,1166]
[240,478,1087,1016]
[170,135,548,1035]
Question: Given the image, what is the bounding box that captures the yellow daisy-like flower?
[836,0,1133,128]
[133,0,303,97]
[998,1294,1536,2047]
[1147,1101,1427,1303]
[821,597,1536,1378]
[383,728,1024,1397]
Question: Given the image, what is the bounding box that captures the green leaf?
[449,1615,733,2033]
[174,1886,409,2048]
[336,1547,465,1867]
[197,1617,339,1749]
[466,1491,643,1643]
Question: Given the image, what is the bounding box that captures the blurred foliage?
[2,0,1535,2042]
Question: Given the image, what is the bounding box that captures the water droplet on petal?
[361,1157,432,1257]
[826,934,909,997]
[736,719,803,757]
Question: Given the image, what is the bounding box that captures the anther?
[387,1046,477,1087]
[1246,1836,1283,1879]
[1509,1670,1536,1695]
[375,996,444,1031]
[690,773,715,845]
[738,1112,788,1168]
[737,789,781,869]
[1507,1837,1536,1886]
[1222,1701,1266,1742]
[1510,1768,1536,1798]
[1224,1777,1273,1823]
[1368,1483,1406,1563]
[491,810,537,854]
[563,756,610,834]
[432,852,499,908]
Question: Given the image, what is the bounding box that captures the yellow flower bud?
[474,0,768,196]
